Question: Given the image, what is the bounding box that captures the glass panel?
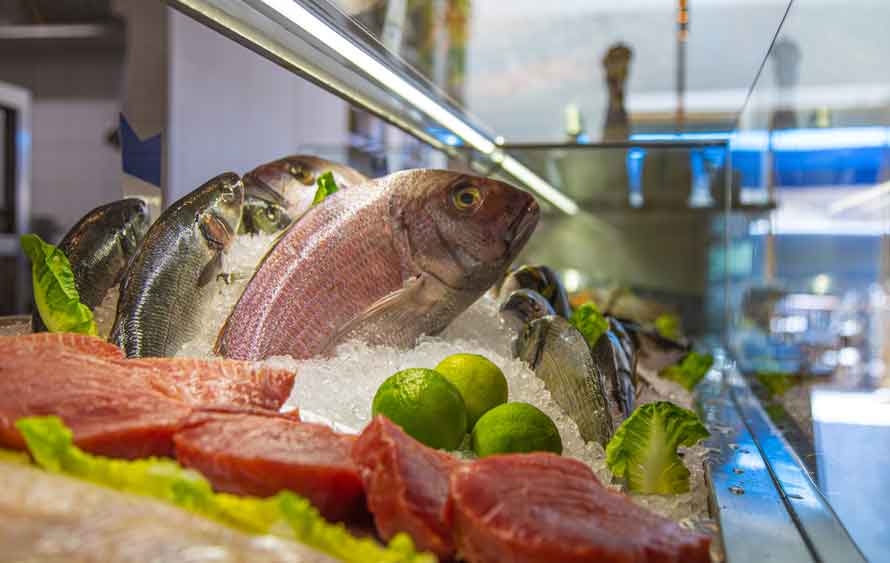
[729,1,890,559]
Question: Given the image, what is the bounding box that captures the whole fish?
[111,173,244,357]
[516,315,615,446]
[32,199,150,333]
[499,265,572,318]
[608,317,638,387]
[216,169,539,360]
[240,155,368,234]
[617,317,690,372]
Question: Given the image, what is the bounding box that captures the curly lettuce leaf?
[569,302,609,348]
[659,352,714,391]
[654,313,682,341]
[20,234,96,335]
[16,416,434,563]
[313,171,339,205]
[606,401,710,495]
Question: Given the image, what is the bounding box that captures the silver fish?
[499,264,572,318]
[216,169,539,360]
[591,328,636,422]
[516,315,615,446]
[241,155,368,232]
[110,173,244,357]
[32,199,150,333]
[499,289,556,356]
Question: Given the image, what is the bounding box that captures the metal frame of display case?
[0,81,31,314]
[160,2,869,561]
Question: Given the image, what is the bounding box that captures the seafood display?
[111,173,244,357]
[7,154,721,562]
[31,198,150,333]
[217,170,539,360]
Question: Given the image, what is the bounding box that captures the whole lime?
[435,353,508,429]
[372,368,468,450]
[471,402,563,457]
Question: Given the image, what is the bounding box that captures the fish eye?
[220,184,237,204]
[452,185,482,212]
[266,207,279,221]
[288,164,315,185]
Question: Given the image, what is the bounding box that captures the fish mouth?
[504,200,540,251]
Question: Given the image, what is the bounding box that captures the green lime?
[471,402,562,457]
[434,353,509,429]
[372,368,468,450]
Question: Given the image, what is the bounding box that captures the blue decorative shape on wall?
[119,113,162,187]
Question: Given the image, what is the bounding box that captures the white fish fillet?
[0,461,336,563]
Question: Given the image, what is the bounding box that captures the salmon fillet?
[174,411,363,522]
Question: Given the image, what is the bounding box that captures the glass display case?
[1,0,887,561]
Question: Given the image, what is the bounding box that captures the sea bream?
[240,155,368,234]
[111,173,244,357]
[217,169,540,361]
[32,198,150,333]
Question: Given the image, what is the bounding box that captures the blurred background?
[0,1,888,556]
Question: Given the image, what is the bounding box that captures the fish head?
[394,170,540,291]
[500,265,552,298]
[240,176,293,234]
[194,173,245,248]
[500,289,556,326]
[119,198,151,255]
[245,155,367,217]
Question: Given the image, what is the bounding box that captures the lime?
[471,402,562,457]
[435,353,508,428]
[372,368,468,450]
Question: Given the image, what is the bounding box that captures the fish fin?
[321,274,438,354]
[199,213,234,251]
[198,251,223,288]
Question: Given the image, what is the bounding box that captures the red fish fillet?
[351,416,459,559]
[447,453,711,563]
[0,334,295,458]
[174,410,364,522]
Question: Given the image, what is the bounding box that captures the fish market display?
[0,333,294,457]
[111,173,244,357]
[515,315,615,446]
[352,415,459,558]
[0,461,336,563]
[499,264,572,318]
[447,453,711,563]
[31,198,150,334]
[242,155,368,231]
[174,410,365,522]
[218,170,539,360]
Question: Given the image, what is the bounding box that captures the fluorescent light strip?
[256,0,578,215]
[828,180,890,215]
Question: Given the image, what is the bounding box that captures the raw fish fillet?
[174,410,364,522]
[0,460,336,563]
[351,415,459,559]
[447,453,711,563]
[0,334,295,458]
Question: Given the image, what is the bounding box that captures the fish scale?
[217,169,540,361]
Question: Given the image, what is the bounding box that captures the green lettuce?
[20,234,96,335]
[569,302,609,348]
[606,401,710,495]
[659,352,714,391]
[16,416,434,563]
[313,171,339,205]
[654,314,682,341]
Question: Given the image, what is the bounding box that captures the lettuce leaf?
[313,171,339,205]
[606,402,710,495]
[659,352,714,391]
[569,302,609,348]
[20,234,96,335]
[16,416,434,563]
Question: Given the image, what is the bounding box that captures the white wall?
[167,10,351,202]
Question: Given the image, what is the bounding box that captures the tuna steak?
[0,334,295,458]
[447,453,711,563]
[174,411,364,522]
[217,170,539,360]
[351,416,459,559]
